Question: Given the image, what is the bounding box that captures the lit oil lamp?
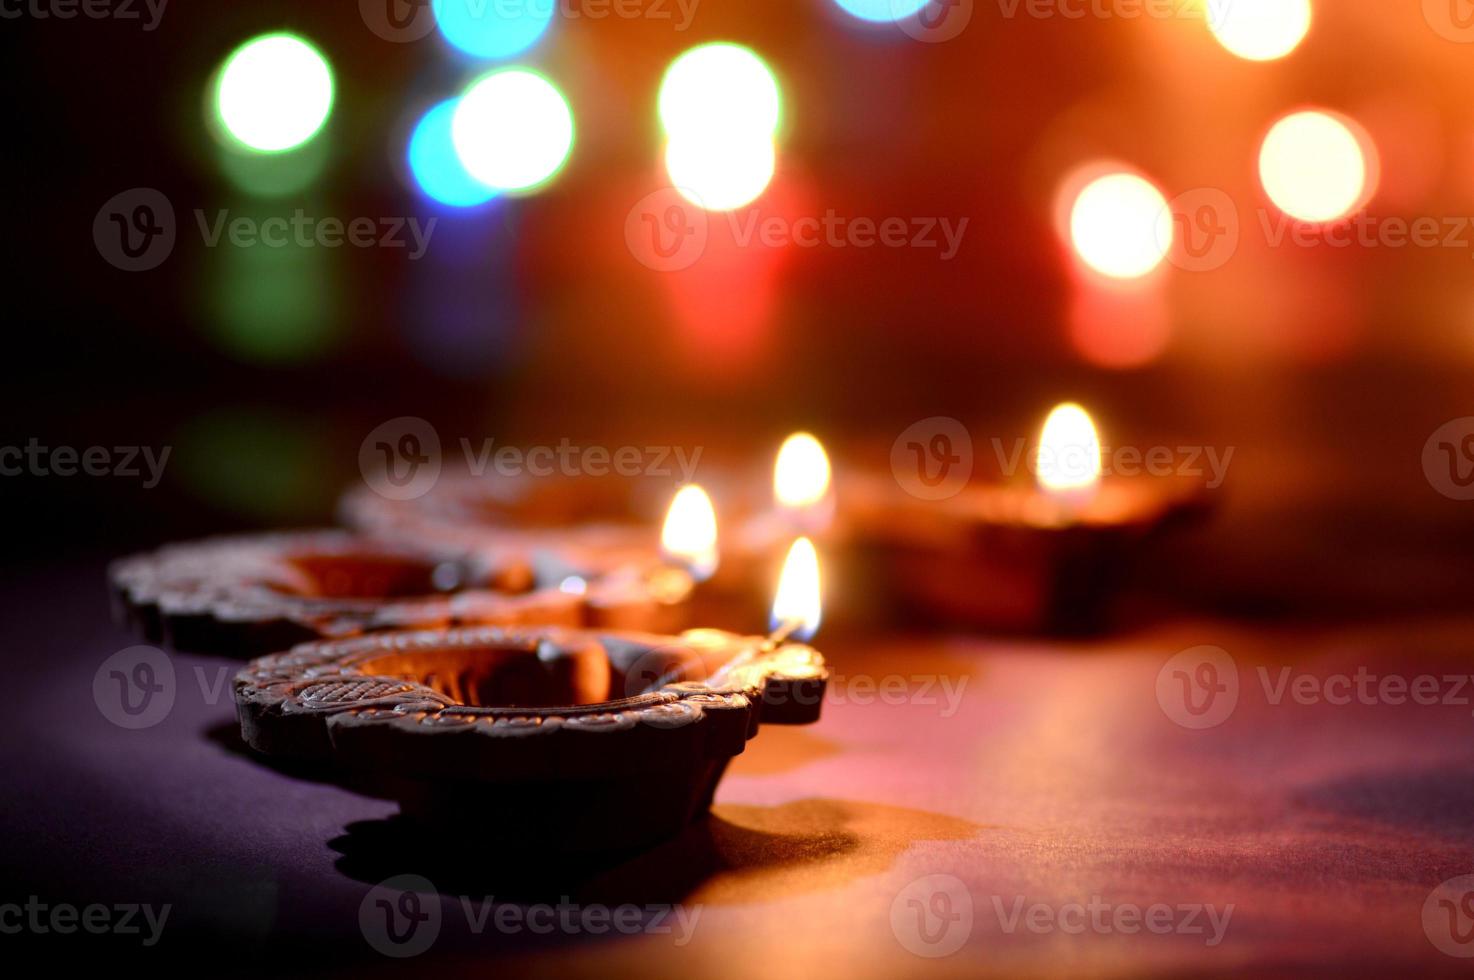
[110,494,701,657]
[847,402,1213,634]
[233,537,828,853]
[706,432,838,613]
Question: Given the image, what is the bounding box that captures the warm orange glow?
[1259,111,1373,223]
[774,432,832,510]
[661,484,718,580]
[1069,287,1171,369]
[1068,172,1173,280]
[1207,0,1311,62]
[1036,402,1103,498]
[770,537,822,641]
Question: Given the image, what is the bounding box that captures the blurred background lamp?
[409,99,498,208]
[452,69,574,192]
[665,134,776,212]
[1068,172,1173,280]
[1207,0,1312,62]
[1259,110,1370,223]
[214,33,334,153]
[658,42,782,141]
[831,0,931,22]
[432,0,554,59]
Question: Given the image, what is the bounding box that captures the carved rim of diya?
[109,530,692,658]
[234,625,827,847]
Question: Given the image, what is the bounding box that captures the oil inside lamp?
[769,535,822,643]
[1035,402,1103,515]
[774,432,834,532]
[661,483,719,581]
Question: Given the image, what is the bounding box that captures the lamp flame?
[661,484,718,580]
[770,536,822,641]
[774,432,831,510]
[1036,402,1103,498]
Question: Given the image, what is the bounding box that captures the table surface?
[5,558,1474,978]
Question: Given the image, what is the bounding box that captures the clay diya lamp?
[344,471,778,625]
[109,530,694,658]
[233,542,828,853]
[844,404,1215,634]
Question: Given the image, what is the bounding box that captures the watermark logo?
[360,0,438,42]
[1162,187,1239,273]
[358,874,703,956]
[93,645,176,730]
[94,189,437,270]
[896,0,973,43]
[1423,418,1474,501]
[94,188,175,272]
[1425,0,1474,43]
[891,873,973,957]
[360,874,441,958]
[891,417,973,501]
[359,417,443,502]
[627,187,708,272]
[1424,875,1474,957]
[1156,646,1238,730]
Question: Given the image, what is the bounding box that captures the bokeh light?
[409,100,498,208]
[831,0,930,22]
[453,68,574,193]
[665,135,776,212]
[214,33,334,153]
[1259,110,1372,223]
[216,137,330,198]
[1069,286,1171,369]
[1068,172,1173,280]
[432,0,553,59]
[205,218,340,364]
[658,43,782,141]
[659,43,782,213]
[1207,0,1312,61]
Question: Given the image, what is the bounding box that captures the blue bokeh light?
[408,100,497,208]
[432,0,553,59]
[832,0,930,23]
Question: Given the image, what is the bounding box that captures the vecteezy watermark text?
[0,0,168,29]
[1157,645,1474,729]
[0,897,170,946]
[359,417,705,501]
[94,188,438,271]
[627,189,969,271]
[359,875,701,958]
[990,437,1234,488]
[359,0,700,44]
[194,210,437,260]
[990,895,1234,945]
[1,440,169,488]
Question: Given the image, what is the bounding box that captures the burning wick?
[1035,402,1103,511]
[661,484,719,581]
[774,432,833,534]
[768,536,821,645]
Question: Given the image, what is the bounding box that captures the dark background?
[4,1,1471,612]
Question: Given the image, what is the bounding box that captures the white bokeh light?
[452,69,575,193]
[215,34,334,153]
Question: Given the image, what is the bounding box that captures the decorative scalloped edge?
[235,625,822,735]
[109,530,688,654]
